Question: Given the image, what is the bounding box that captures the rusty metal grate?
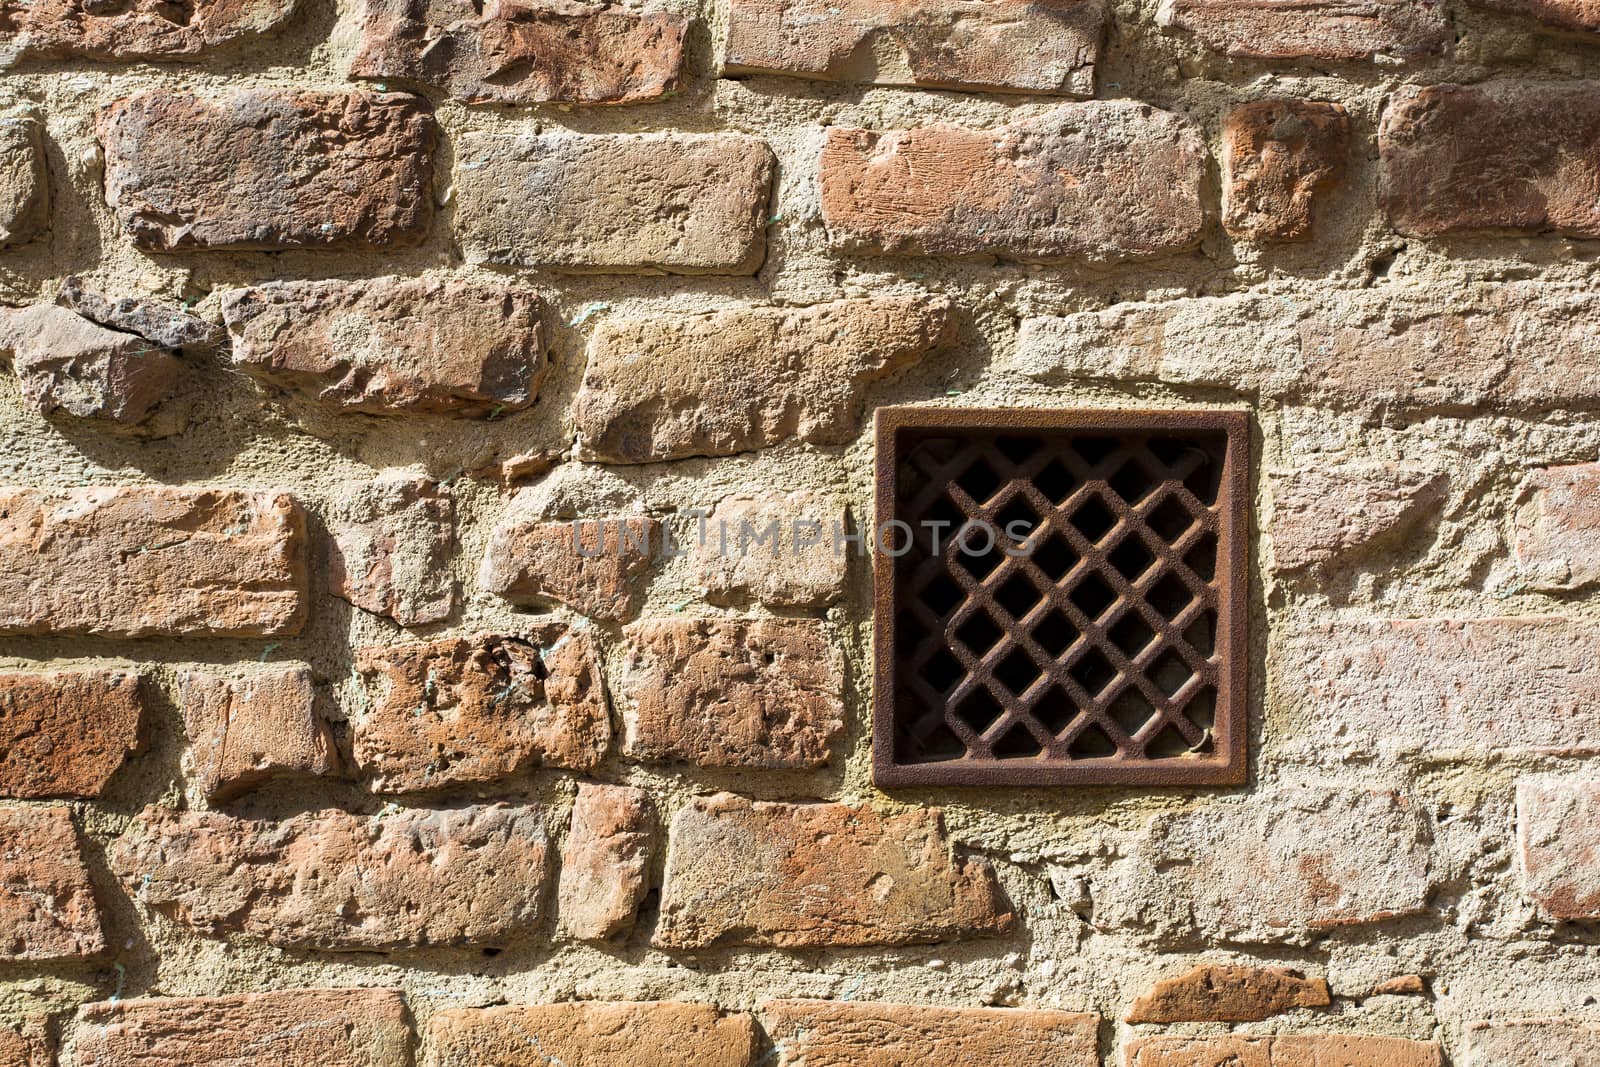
[873,408,1249,788]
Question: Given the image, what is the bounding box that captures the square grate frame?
[872,406,1250,789]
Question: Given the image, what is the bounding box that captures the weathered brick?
[425,1003,757,1067]
[1513,463,1600,592]
[1126,1035,1443,1067]
[573,297,953,463]
[0,1018,50,1067]
[762,1001,1099,1066]
[354,631,609,794]
[0,117,47,249]
[0,0,298,61]
[58,277,224,356]
[1222,100,1349,241]
[0,805,105,962]
[654,793,1013,949]
[178,669,340,803]
[821,105,1203,262]
[1279,618,1600,756]
[557,784,654,941]
[220,277,544,418]
[329,475,455,626]
[0,487,307,638]
[1464,1019,1600,1066]
[1269,466,1445,572]
[724,0,1105,96]
[690,492,849,608]
[113,803,549,951]
[618,617,845,769]
[1380,82,1600,238]
[353,0,686,105]
[1157,0,1448,57]
[1471,0,1599,29]
[0,304,184,426]
[72,988,411,1067]
[479,514,660,620]
[1371,975,1427,996]
[1126,965,1331,1024]
[98,90,435,252]
[455,132,773,274]
[1517,777,1600,920]
[1096,789,1432,945]
[0,671,143,799]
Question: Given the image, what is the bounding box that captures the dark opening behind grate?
[873,407,1249,788]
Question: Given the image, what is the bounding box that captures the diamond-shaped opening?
[1069,572,1117,620]
[1072,436,1119,468]
[899,703,967,762]
[1147,495,1196,541]
[956,457,1002,504]
[1184,613,1216,657]
[996,435,1039,464]
[1032,609,1078,657]
[955,613,1004,656]
[1151,649,1194,698]
[926,494,964,534]
[1181,685,1217,731]
[1068,647,1117,696]
[1148,571,1194,620]
[1185,532,1218,582]
[1146,722,1197,758]
[957,546,1002,581]
[1145,436,1192,470]
[919,574,962,616]
[995,495,1041,540]
[1069,496,1116,543]
[1109,458,1155,505]
[993,722,1044,759]
[995,648,1042,696]
[1109,613,1156,658]
[1067,721,1118,758]
[1108,686,1157,736]
[1184,453,1223,506]
[896,611,928,656]
[912,436,961,465]
[996,574,1043,620]
[1033,687,1081,735]
[954,688,1005,734]
[924,649,964,694]
[1031,537,1077,581]
[1108,536,1155,582]
[1035,459,1077,504]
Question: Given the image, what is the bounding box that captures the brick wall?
[0,0,1598,1061]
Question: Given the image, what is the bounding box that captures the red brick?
[1098,789,1432,944]
[479,514,660,620]
[353,0,686,104]
[354,630,610,794]
[0,1017,51,1067]
[0,805,105,962]
[0,670,144,799]
[178,669,340,803]
[1517,777,1600,920]
[98,90,435,252]
[762,1001,1099,1066]
[1222,100,1349,241]
[654,793,1013,950]
[455,132,773,274]
[1157,0,1448,57]
[557,784,654,941]
[0,304,184,426]
[1126,964,1331,1023]
[0,487,307,638]
[112,803,549,951]
[73,988,411,1067]
[820,104,1205,262]
[329,475,456,626]
[425,1003,756,1067]
[618,617,845,769]
[1269,466,1445,572]
[1464,1019,1600,1066]
[1513,463,1600,592]
[691,492,849,608]
[724,0,1105,96]
[1125,1034,1443,1067]
[0,0,299,61]
[1380,82,1600,238]
[221,277,545,418]
[573,297,954,463]
[1279,618,1600,756]
[0,117,47,249]
[1471,0,1600,30]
